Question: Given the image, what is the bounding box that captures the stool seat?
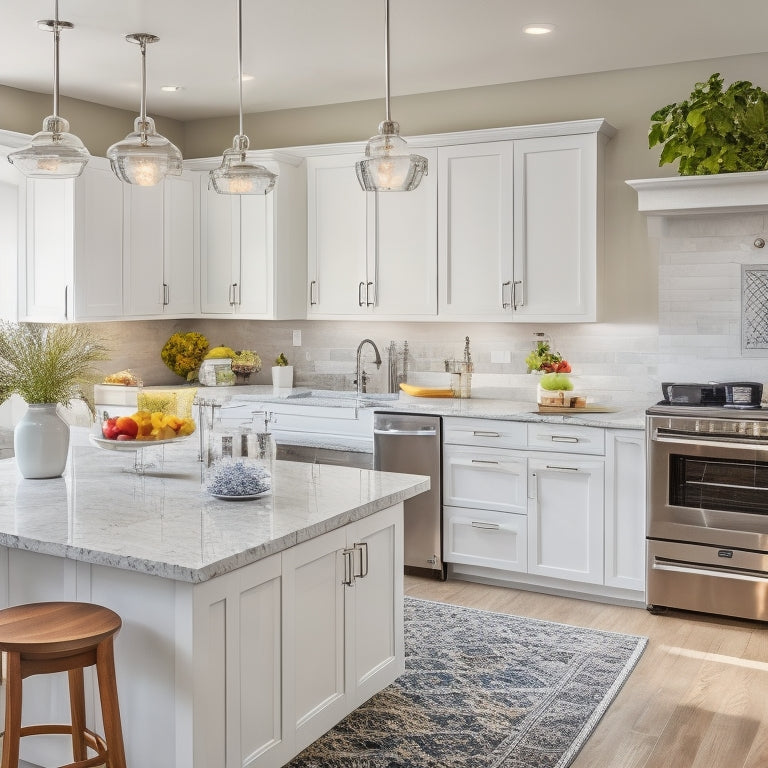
[0,601,127,768]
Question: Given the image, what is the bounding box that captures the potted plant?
[272,352,293,389]
[649,73,768,175]
[0,322,109,479]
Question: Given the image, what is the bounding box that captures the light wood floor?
[405,574,768,768]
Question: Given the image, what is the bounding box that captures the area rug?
[287,596,647,768]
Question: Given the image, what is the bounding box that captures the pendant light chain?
[139,37,147,125]
[52,0,60,118]
[237,0,244,139]
[383,0,391,124]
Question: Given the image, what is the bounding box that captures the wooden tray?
[537,405,619,414]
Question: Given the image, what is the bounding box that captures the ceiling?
[0,0,766,122]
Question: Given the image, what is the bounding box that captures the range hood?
[626,170,768,215]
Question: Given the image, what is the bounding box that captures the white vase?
[272,365,294,389]
[14,404,70,479]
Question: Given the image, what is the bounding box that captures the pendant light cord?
[237,0,244,137]
[383,0,391,123]
[52,0,60,118]
[139,38,148,123]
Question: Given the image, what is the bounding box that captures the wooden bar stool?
[0,601,127,768]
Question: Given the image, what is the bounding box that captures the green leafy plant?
[0,322,110,417]
[649,73,768,175]
[274,352,289,366]
[161,332,209,380]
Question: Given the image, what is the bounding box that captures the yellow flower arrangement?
[161,332,209,381]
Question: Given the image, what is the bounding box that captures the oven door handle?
[653,433,768,452]
[652,558,768,583]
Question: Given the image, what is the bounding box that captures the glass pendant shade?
[108,116,182,186]
[356,120,427,192]
[8,115,89,179]
[356,0,427,192]
[7,12,89,179]
[107,33,182,187]
[209,135,277,195]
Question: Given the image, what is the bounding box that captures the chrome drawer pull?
[471,459,499,465]
[471,521,500,530]
[545,465,579,472]
[472,431,501,438]
[550,435,579,443]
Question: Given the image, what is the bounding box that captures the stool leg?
[2,652,22,768]
[95,637,126,768]
[68,667,87,763]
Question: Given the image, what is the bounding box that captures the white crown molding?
[627,171,768,215]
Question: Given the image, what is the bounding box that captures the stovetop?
[647,401,768,419]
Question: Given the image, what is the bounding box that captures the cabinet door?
[123,183,164,316]
[527,456,604,584]
[345,504,404,708]
[512,134,598,321]
[437,142,514,318]
[282,526,348,755]
[371,147,438,316]
[306,153,367,316]
[238,195,271,316]
[72,158,123,319]
[605,430,645,592]
[443,444,527,513]
[200,179,238,314]
[164,172,198,316]
[444,506,527,572]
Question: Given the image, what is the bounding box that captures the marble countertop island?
[0,429,429,584]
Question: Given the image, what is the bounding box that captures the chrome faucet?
[356,339,382,395]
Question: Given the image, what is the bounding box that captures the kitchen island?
[0,430,429,768]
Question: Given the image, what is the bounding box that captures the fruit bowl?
[89,434,193,452]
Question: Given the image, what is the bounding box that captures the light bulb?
[227,176,255,194]
[122,155,167,187]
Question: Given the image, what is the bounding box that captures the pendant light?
[209,0,277,195]
[7,0,90,179]
[355,0,427,192]
[107,33,182,187]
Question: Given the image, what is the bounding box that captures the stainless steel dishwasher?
[373,412,444,579]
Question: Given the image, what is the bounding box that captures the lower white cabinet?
[444,506,527,572]
[604,429,646,591]
[527,456,605,585]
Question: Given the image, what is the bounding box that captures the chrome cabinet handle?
[358,281,366,307]
[513,280,524,310]
[64,285,68,321]
[228,284,235,306]
[545,465,579,472]
[501,280,512,309]
[233,283,240,305]
[354,542,369,578]
[550,435,579,443]
[471,459,500,465]
[471,521,500,530]
[366,281,375,307]
[342,549,355,586]
[163,283,169,306]
[309,280,318,306]
[473,431,501,438]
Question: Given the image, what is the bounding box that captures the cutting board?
[399,383,454,398]
[537,404,619,414]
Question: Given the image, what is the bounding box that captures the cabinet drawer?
[526,423,604,455]
[443,445,526,514]
[444,506,527,572]
[443,417,526,449]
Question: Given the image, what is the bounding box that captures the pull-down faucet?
[356,339,382,396]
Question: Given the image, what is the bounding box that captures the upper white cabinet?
[438,126,609,322]
[123,172,199,318]
[198,157,307,319]
[306,150,438,318]
[22,156,123,322]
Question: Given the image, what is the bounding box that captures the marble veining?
[0,430,429,584]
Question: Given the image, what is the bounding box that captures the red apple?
[115,416,139,438]
[102,417,119,440]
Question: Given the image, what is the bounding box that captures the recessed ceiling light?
[161,85,184,92]
[523,23,555,35]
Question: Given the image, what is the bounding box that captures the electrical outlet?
[292,330,301,346]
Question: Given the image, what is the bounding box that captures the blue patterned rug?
[288,597,647,768]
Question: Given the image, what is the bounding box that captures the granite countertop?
[0,429,428,584]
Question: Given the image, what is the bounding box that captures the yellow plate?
[399,383,454,398]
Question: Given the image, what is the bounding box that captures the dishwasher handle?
[374,427,438,437]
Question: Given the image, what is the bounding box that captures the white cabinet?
[604,430,646,591]
[306,151,437,318]
[437,128,607,322]
[444,507,527,572]
[527,456,605,584]
[198,157,306,319]
[22,156,123,321]
[123,172,199,317]
[282,503,403,756]
[437,141,514,319]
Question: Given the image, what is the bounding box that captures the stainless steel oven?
[647,405,768,621]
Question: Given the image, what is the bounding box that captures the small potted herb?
[272,353,293,389]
